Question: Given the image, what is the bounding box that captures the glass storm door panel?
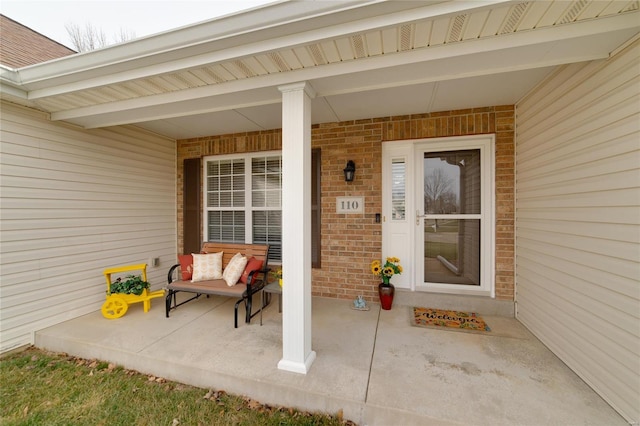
[422,149,481,286]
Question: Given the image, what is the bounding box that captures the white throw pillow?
[191,252,223,282]
[223,252,248,286]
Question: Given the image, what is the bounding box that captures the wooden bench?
[165,242,270,328]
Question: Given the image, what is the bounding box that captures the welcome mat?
[413,307,491,334]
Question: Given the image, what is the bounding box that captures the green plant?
[271,268,283,280]
[370,257,402,286]
[110,275,150,296]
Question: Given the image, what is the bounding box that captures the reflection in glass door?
[422,150,481,286]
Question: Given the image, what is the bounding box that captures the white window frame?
[203,151,282,260]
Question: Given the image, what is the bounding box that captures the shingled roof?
[0,14,75,68]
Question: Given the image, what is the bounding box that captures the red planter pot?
[378,283,395,310]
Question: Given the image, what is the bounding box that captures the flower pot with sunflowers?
[370,257,402,310]
[271,268,283,287]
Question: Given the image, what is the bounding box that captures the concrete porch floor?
[35,292,625,425]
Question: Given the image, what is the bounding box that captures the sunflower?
[370,257,402,283]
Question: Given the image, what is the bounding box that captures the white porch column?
[277,81,316,374]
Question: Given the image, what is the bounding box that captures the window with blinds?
[206,159,245,242]
[391,159,406,220]
[252,156,282,260]
[204,151,321,265]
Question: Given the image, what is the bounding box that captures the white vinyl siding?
[0,102,176,353]
[515,40,640,423]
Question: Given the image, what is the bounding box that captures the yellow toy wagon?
[102,263,165,319]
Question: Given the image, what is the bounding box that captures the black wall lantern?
[343,160,356,182]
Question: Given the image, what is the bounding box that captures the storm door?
[414,136,494,296]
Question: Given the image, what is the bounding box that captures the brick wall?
[177,106,515,301]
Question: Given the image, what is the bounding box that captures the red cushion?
[240,257,263,284]
[178,254,193,281]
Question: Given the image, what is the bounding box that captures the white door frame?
[382,135,495,297]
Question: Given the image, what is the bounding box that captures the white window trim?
[203,150,282,250]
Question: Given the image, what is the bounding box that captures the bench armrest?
[248,267,270,285]
[167,263,180,284]
[246,267,270,295]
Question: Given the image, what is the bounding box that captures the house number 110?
[336,196,364,214]
[341,200,359,210]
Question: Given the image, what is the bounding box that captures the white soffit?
[55,24,637,132]
[135,65,555,139]
[428,67,555,112]
[142,109,267,138]
[3,0,639,138]
[325,83,437,121]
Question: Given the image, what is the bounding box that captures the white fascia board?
[25,0,510,98]
[0,65,20,84]
[51,13,638,126]
[0,67,28,101]
[0,83,28,102]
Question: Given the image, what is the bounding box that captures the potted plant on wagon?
[370,257,402,310]
[110,274,150,296]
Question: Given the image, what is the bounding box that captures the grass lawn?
[424,242,457,260]
[0,347,354,426]
[424,219,459,261]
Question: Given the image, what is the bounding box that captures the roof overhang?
[1,0,638,139]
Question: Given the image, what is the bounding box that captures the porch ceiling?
[1,0,638,139]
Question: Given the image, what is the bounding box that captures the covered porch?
[1,1,638,423]
[34,293,625,426]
